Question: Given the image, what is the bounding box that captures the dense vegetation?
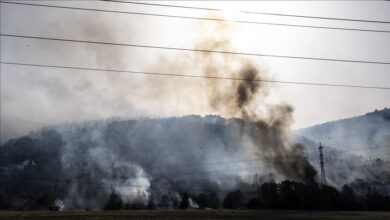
[100,181,390,211]
[1,109,389,211]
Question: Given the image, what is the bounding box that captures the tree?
[279,180,304,209]
[302,183,320,210]
[158,195,170,208]
[223,190,244,209]
[341,185,358,210]
[208,192,219,209]
[179,193,189,209]
[260,182,279,209]
[196,193,209,209]
[247,198,261,209]
[146,198,156,210]
[104,192,123,210]
[0,193,9,210]
[319,185,342,210]
[365,187,390,211]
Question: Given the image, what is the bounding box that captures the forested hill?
[1,113,389,210]
[296,108,390,158]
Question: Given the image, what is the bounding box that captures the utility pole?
[255,172,260,199]
[319,142,327,185]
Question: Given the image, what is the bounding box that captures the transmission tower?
[319,142,327,185]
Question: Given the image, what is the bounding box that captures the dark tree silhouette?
[196,193,209,209]
[246,198,262,209]
[104,192,123,210]
[146,198,156,210]
[279,180,305,209]
[208,192,219,209]
[260,182,279,209]
[319,185,342,210]
[341,185,358,210]
[302,183,320,210]
[179,193,189,209]
[223,190,244,209]
[0,193,9,210]
[158,195,170,208]
[365,187,390,211]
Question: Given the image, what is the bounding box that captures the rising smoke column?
[182,16,318,184]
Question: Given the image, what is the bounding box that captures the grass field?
[1,210,390,220]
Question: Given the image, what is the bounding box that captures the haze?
[1,1,390,143]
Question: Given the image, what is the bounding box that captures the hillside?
[296,108,390,158]
[0,116,303,210]
[1,113,389,210]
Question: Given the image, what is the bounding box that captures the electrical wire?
[2,33,390,65]
[2,61,390,90]
[2,1,390,34]
[105,0,390,24]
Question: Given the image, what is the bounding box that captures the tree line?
[103,180,390,211]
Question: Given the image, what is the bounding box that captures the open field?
[1,210,390,220]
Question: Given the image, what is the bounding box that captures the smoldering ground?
[1,11,318,210]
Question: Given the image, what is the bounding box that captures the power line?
[2,33,390,65]
[105,0,390,25]
[2,61,390,90]
[2,1,390,34]
[102,0,225,12]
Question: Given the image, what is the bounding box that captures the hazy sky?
[1,1,390,142]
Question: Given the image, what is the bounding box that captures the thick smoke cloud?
[0,117,264,209]
[182,17,317,183]
[1,13,319,209]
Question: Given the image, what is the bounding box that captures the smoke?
[188,198,199,209]
[158,16,317,184]
[54,199,65,211]
[1,12,319,210]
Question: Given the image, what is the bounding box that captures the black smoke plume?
[190,18,317,184]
